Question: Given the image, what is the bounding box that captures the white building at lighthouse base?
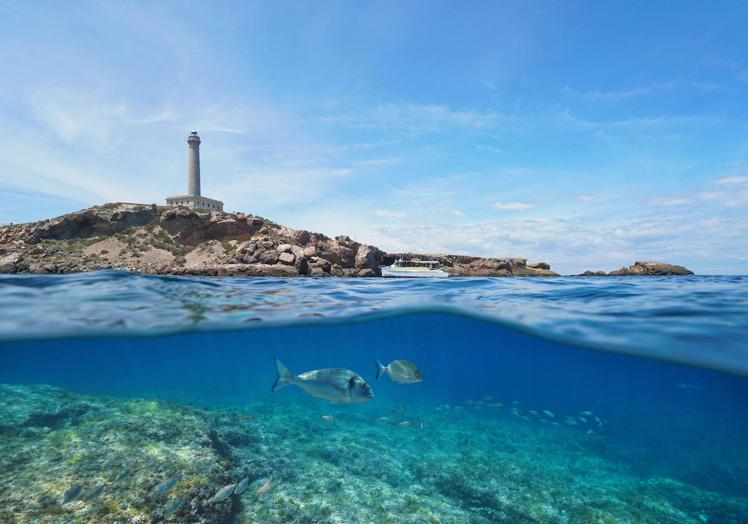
[165,195,224,211]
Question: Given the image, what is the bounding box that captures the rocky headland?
[0,203,693,277]
[0,203,558,277]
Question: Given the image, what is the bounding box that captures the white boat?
[381,259,450,278]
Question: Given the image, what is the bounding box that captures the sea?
[0,271,746,523]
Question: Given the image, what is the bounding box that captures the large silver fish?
[272,358,374,403]
[375,359,423,384]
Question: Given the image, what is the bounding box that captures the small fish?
[483,395,493,401]
[83,485,104,500]
[376,416,390,423]
[392,405,407,415]
[580,410,595,416]
[321,415,335,422]
[419,420,425,430]
[209,483,236,503]
[586,429,595,435]
[164,498,184,515]
[257,479,272,495]
[543,410,555,418]
[492,402,503,409]
[551,422,561,427]
[114,465,131,481]
[677,383,703,391]
[579,416,588,423]
[234,477,249,495]
[61,484,83,504]
[512,400,520,406]
[565,419,577,426]
[375,359,424,383]
[272,358,373,403]
[529,410,539,416]
[154,476,180,494]
[398,420,412,427]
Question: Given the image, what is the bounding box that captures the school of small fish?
[431,399,606,435]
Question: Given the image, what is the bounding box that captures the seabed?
[1,384,745,523]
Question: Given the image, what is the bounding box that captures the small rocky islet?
[0,203,691,277]
[1,383,745,523]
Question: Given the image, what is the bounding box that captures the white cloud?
[493,201,534,211]
[320,102,499,134]
[450,208,465,217]
[374,209,408,219]
[648,196,689,206]
[715,175,748,186]
[578,195,596,202]
[357,157,403,168]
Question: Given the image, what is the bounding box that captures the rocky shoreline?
[0,203,692,277]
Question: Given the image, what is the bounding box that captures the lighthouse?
[165,130,224,211]
[187,130,201,196]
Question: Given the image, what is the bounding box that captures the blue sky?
[1,1,747,274]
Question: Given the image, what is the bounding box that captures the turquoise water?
[0,272,747,522]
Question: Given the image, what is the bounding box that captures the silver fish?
[234,477,249,495]
[61,484,83,505]
[154,476,180,494]
[375,359,423,383]
[209,483,236,503]
[164,498,184,515]
[272,358,373,403]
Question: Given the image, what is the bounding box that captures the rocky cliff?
[0,203,558,277]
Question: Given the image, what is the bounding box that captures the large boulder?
[355,244,383,269]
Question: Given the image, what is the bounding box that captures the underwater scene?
[1,272,747,523]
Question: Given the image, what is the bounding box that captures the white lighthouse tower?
[166,130,224,211]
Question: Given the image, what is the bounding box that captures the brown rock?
[355,244,383,269]
[278,252,296,265]
[609,260,693,276]
[257,250,279,265]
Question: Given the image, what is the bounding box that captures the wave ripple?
[1,271,747,374]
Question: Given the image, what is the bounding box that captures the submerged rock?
[0,384,235,523]
[0,383,746,523]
